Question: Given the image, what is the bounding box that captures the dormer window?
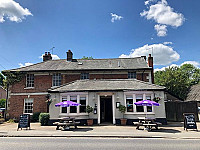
[53,73,61,87]
[81,73,89,80]
[128,72,136,79]
[26,74,34,87]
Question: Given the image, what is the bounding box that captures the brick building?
[3,50,166,124]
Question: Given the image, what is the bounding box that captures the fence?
[165,101,199,121]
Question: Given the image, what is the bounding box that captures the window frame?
[60,93,88,115]
[80,73,89,80]
[124,92,155,114]
[128,72,136,79]
[24,98,34,115]
[26,74,34,88]
[52,73,61,87]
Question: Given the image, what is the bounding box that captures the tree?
[154,64,200,100]
[0,73,5,87]
[82,56,93,59]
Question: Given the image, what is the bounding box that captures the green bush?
[0,99,6,108]
[39,113,50,126]
[32,112,41,122]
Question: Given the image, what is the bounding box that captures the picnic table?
[53,117,80,130]
[133,117,162,131]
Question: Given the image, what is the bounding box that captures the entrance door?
[100,96,113,123]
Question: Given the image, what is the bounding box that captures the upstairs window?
[128,72,136,79]
[53,73,61,87]
[81,73,89,80]
[26,74,34,87]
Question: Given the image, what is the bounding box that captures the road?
[0,137,199,150]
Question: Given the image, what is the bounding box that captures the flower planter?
[87,119,93,126]
[120,118,127,126]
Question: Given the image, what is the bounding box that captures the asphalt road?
[0,137,199,150]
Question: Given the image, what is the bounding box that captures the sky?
[0,0,199,72]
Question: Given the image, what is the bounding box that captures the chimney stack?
[141,56,146,61]
[67,50,73,61]
[43,51,52,61]
[148,54,154,83]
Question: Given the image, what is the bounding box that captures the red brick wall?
[136,73,149,82]
[8,95,47,119]
[11,75,52,93]
[90,74,128,79]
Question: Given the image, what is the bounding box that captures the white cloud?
[119,43,180,65]
[154,24,167,37]
[163,42,173,45]
[19,62,33,68]
[110,13,123,23]
[0,0,32,23]
[154,61,200,72]
[39,54,60,60]
[141,0,185,36]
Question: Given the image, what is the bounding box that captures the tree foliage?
[0,73,5,87]
[2,71,24,88]
[0,99,6,108]
[154,64,200,100]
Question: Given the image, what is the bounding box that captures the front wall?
[8,95,47,119]
[49,91,166,123]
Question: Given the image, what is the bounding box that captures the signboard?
[183,113,197,131]
[17,114,30,131]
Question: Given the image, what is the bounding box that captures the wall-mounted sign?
[116,102,120,108]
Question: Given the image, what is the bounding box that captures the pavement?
[0,121,200,139]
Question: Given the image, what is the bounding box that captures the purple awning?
[55,101,81,107]
[134,100,160,106]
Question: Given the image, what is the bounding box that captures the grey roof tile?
[6,57,150,72]
[49,79,165,92]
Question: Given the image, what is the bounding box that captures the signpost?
[17,114,30,131]
[183,113,197,131]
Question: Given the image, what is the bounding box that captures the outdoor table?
[136,117,159,130]
[54,117,80,130]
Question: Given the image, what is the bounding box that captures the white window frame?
[24,98,34,115]
[60,93,88,116]
[52,73,61,87]
[81,73,89,80]
[124,92,154,114]
[128,72,136,79]
[26,74,34,88]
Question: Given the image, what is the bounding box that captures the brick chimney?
[148,54,154,83]
[66,50,73,61]
[43,52,52,61]
[141,56,146,61]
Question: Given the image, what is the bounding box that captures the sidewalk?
[0,122,200,139]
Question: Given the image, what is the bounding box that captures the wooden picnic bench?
[134,118,162,130]
[53,118,80,130]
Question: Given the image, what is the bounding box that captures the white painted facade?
[49,90,166,124]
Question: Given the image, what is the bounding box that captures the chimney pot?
[43,52,52,62]
[67,50,73,61]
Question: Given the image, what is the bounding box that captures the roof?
[4,57,150,72]
[49,79,165,92]
[186,83,200,101]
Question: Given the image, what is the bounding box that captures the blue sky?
[0,0,199,71]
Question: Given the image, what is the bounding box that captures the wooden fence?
[165,101,199,121]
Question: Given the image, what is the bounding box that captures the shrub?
[118,104,126,119]
[32,112,41,122]
[39,113,50,126]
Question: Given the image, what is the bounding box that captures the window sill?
[24,87,35,90]
[23,113,33,115]
[59,113,88,116]
[125,112,155,115]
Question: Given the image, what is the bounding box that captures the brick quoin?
[8,95,47,119]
